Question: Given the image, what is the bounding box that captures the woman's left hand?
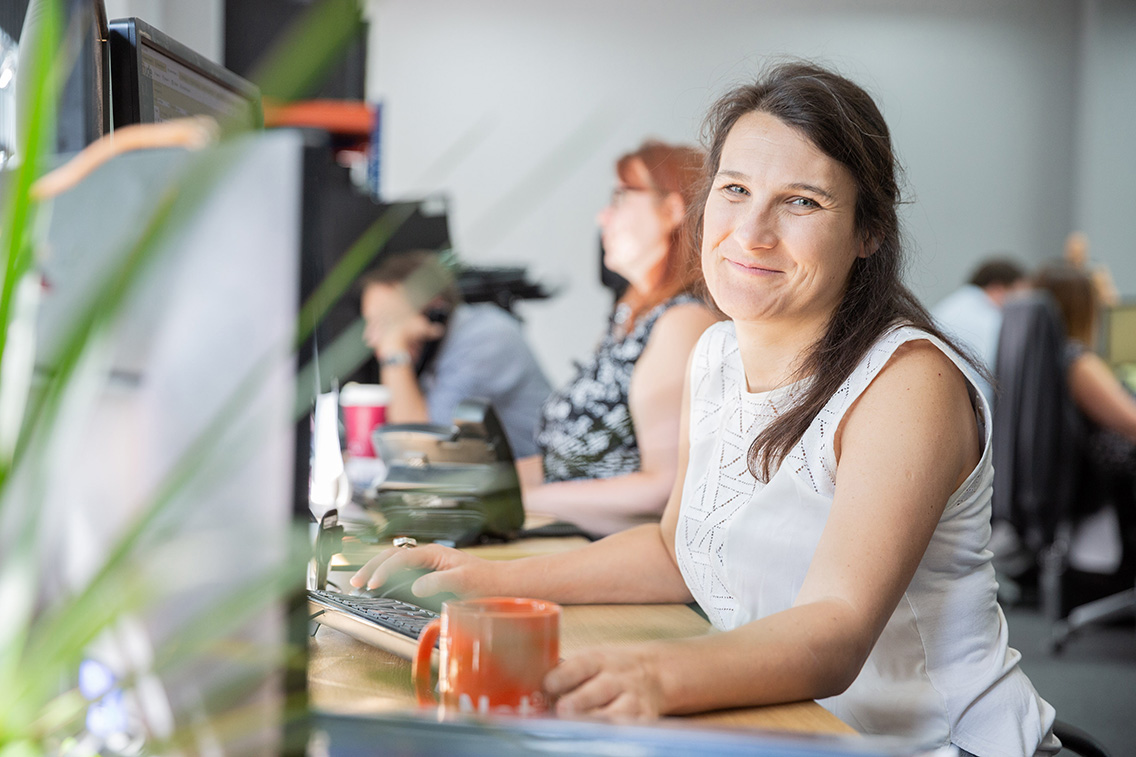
[544,645,668,722]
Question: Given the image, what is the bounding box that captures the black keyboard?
[308,589,439,660]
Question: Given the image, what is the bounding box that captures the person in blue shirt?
[360,251,551,458]
[931,257,1027,406]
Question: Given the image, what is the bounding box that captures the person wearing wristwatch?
[359,250,552,458]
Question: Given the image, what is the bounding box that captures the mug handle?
[413,618,441,706]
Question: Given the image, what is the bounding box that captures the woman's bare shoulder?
[840,337,973,442]
[650,301,721,341]
[866,338,969,400]
[838,338,979,485]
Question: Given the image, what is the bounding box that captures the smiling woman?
[693,68,948,483]
[351,61,1060,755]
[701,110,864,371]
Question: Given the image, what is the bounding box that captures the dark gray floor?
[1004,603,1135,756]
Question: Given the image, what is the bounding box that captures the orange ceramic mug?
[413,597,561,717]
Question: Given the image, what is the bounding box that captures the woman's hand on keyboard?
[350,544,487,599]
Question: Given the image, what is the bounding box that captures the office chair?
[1052,719,1113,757]
[991,292,1079,599]
[992,292,1136,653]
[1045,459,1135,653]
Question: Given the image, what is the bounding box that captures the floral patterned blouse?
[535,294,702,482]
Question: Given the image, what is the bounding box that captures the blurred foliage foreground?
[0,0,405,753]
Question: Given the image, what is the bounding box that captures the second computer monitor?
[108,16,261,130]
[1103,301,1136,368]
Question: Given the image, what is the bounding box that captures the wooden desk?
[310,536,855,737]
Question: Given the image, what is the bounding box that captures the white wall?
[101,0,1136,384]
[1075,0,1136,295]
[104,0,223,63]
[365,0,1132,384]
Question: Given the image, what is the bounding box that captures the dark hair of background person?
[1034,262,1098,346]
[615,140,710,327]
[694,61,977,482]
[359,249,462,310]
[970,258,1026,290]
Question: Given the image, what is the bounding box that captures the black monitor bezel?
[108,16,263,130]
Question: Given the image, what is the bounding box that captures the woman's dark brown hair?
[615,140,708,327]
[694,62,974,481]
[1034,263,1098,346]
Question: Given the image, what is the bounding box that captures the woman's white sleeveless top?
[676,321,1058,756]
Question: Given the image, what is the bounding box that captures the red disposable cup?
[340,383,390,458]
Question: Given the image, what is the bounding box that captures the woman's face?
[597,159,681,287]
[701,111,865,329]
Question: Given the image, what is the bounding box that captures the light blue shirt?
[421,303,551,458]
[931,284,1000,406]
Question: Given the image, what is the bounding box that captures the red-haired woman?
[518,141,719,537]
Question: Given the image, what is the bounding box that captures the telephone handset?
[413,305,452,375]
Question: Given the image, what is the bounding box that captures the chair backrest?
[992,291,1084,553]
[1052,718,1113,757]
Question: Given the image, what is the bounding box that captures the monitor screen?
[1103,301,1136,367]
[137,40,252,123]
[108,16,261,130]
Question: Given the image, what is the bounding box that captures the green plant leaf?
[0,0,60,481]
[0,0,400,750]
[295,201,418,349]
[249,0,364,102]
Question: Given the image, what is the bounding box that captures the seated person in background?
[1032,263,1136,579]
[354,63,1057,754]
[360,251,552,458]
[1034,262,1136,470]
[519,140,720,537]
[1064,230,1120,309]
[931,256,1027,407]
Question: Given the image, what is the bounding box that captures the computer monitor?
[108,16,261,130]
[1102,301,1136,367]
[28,132,302,754]
[14,0,110,154]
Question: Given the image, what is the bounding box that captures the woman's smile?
[724,258,782,276]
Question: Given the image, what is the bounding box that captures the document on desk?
[310,389,351,518]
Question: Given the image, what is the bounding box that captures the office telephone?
[360,399,525,546]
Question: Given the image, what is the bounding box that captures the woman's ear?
[661,191,686,230]
[859,231,880,258]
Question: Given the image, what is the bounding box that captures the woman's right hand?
[349,543,490,599]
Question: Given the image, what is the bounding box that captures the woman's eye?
[720,183,748,197]
[789,196,820,209]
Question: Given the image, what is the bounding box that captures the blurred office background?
[368,0,1136,387]
[79,0,1135,387]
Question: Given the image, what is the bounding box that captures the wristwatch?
[379,351,412,368]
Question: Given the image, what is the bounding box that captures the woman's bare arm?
[351,522,691,605]
[1068,350,1136,441]
[351,365,699,606]
[546,341,980,718]
[522,304,717,535]
[515,455,545,489]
